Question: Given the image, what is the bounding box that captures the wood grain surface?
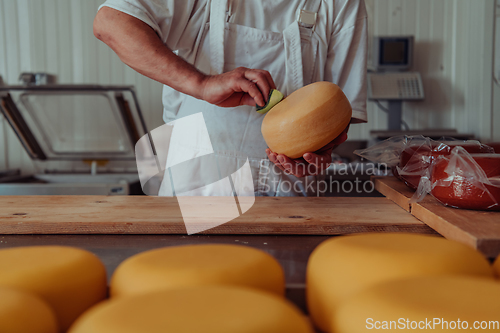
[0,196,434,235]
[373,176,415,212]
[373,177,500,258]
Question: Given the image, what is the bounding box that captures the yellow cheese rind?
[261,81,352,159]
[0,287,58,333]
[306,233,494,332]
[69,286,314,333]
[0,246,107,332]
[493,255,500,278]
[110,244,285,298]
[334,276,500,333]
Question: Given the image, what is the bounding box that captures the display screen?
[380,39,409,65]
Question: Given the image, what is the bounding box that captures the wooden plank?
[0,196,434,235]
[412,199,500,259]
[373,176,500,258]
[372,176,415,212]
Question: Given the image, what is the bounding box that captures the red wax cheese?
[431,154,500,211]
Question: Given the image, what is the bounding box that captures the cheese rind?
[261,82,352,159]
[110,244,285,298]
[0,287,58,333]
[0,246,107,332]
[69,286,314,333]
[334,276,500,333]
[493,255,500,279]
[306,233,494,332]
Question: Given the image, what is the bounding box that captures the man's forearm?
[93,7,205,99]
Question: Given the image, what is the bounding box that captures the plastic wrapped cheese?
[0,246,107,331]
[334,276,500,333]
[69,286,314,333]
[0,287,58,333]
[306,233,494,332]
[111,244,285,297]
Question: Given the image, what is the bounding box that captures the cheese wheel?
[69,286,314,333]
[334,276,500,333]
[110,244,284,298]
[493,255,500,278]
[306,233,494,332]
[0,287,58,333]
[261,81,352,159]
[0,246,107,332]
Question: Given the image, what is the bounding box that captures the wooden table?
[373,176,500,258]
[0,196,433,235]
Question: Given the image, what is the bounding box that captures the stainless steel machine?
[0,79,148,195]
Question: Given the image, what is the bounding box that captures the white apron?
[158,0,324,197]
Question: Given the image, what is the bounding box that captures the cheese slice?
[334,276,500,333]
[0,246,107,332]
[0,287,58,333]
[110,244,285,298]
[69,286,314,333]
[306,233,494,332]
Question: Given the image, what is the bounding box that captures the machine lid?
[0,85,148,161]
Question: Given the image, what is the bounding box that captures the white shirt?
[99,0,368,123]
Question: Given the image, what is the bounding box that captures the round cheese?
[110,244,285,298]
[0,246,107,331]
[306,233,494,332]
[493,255,500,278]
[69,286,314,333]
[261,81,352,159]
[0,287,58,333]
[334,276,500,333]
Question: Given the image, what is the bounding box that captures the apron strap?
[302,0,322,17]
[283,0,322,95]
[209,0,228,75]
[299,0,321,29]
[283,22,305,95]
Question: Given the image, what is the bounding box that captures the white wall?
[0,0,164,174]
[0,0,498,174]
[494,0,500,141]
[363,0,496,142]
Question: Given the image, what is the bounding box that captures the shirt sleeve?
[324,0,368,123]
[98,0,206,53]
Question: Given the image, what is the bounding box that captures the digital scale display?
[380,39,409,65]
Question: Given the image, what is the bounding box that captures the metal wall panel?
[0,0,165,174]
[365,0,496,142]
[0,0,497,173]
[494,0,500,142]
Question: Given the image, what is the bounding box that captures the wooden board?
[373,177,500,258]
[412,201,500,259]
[373,176,415,212]
[0,196,434,235]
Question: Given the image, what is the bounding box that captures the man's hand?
[201,67,276,108]
[94,8,275,109]
[265,123,350,178]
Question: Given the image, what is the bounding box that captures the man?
[94,0,367,196]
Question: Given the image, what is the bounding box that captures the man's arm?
[93,6,275,107]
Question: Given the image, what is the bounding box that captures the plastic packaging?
[354,136,499,211]
[426,148,500,211]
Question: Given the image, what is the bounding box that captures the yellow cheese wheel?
[261,81,352,159]
[110,244,284,298]
[0,287,58,333]
[334,276,500,333]
[493,255,500,278]
[0,246,107,332]
[306,233,494,332]
[69,286,314,333]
